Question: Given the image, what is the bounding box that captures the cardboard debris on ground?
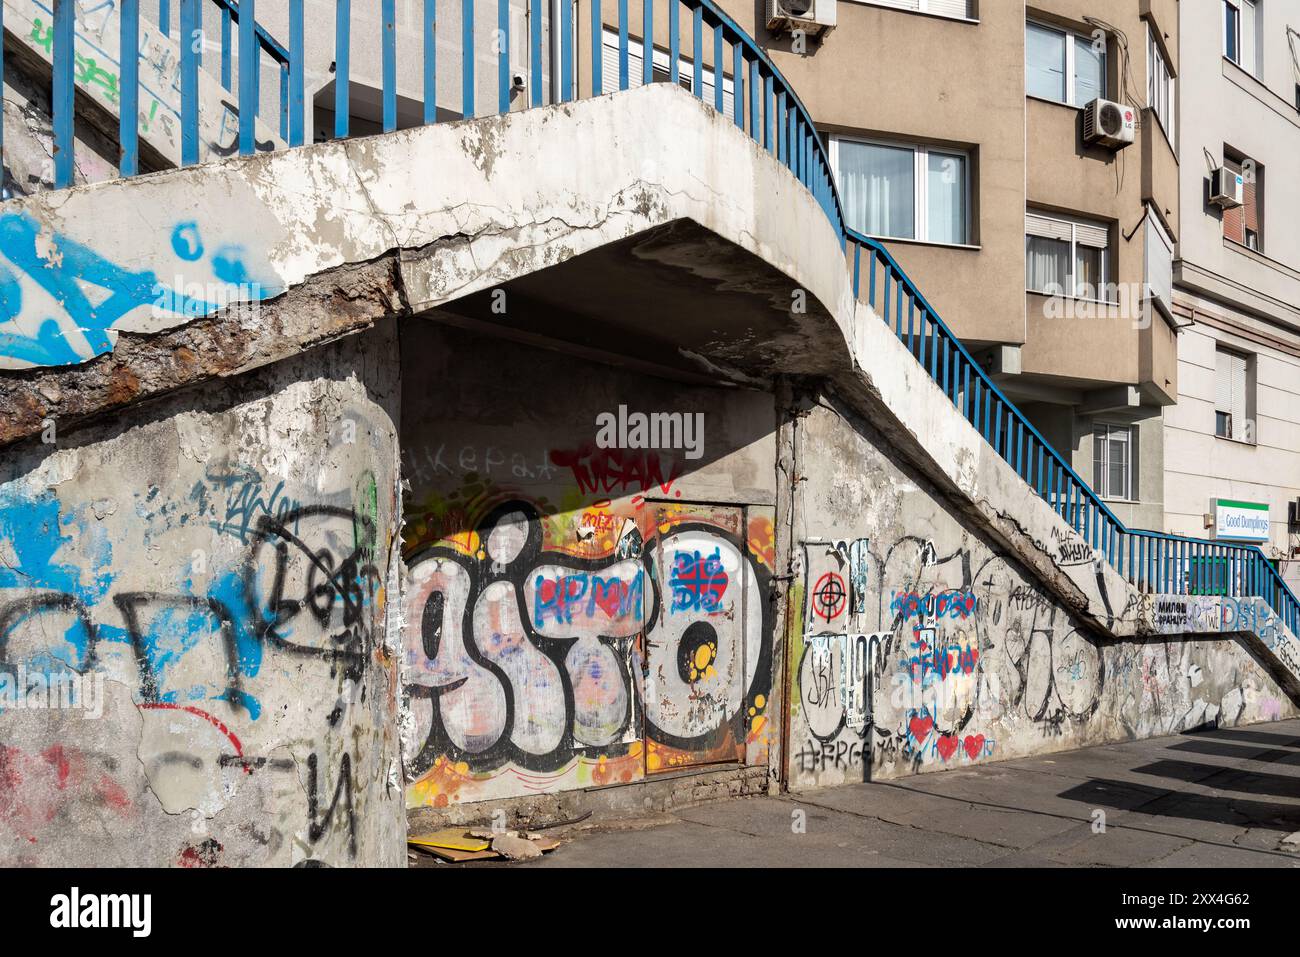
[408,827,561,862]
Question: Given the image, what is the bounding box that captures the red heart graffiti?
[592,580,628,618]
[936,735,959,762]
[908,715,934,742]
[963,734,986,760]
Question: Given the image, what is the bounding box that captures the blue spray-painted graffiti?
[0,484,381,721]
[0,212,278,368]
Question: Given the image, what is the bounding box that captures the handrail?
[31,0,1299,641]
[848,228,1300,637]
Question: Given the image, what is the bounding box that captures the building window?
[1147,25,1175,141]
[830,137,970,244]
[854,0,972,18]
[1224,0,1258,76]
[1094,424,1134,501]
[1215,347,1254,442]
[1026,21,1106,106]
[1222,151,1262,251]
[1025,211,1111,300]
[600,29,734,121]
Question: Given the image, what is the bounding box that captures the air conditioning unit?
[1082,98,1136,149]
[766,0,836,36]
[1210,166,1245,209]
[1289,498,1300,531]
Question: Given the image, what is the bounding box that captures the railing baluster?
[669,1,680,85]
[177,0,199,167]
[289,0,305,144]
[532,0,544,105]
[733,44,743,129]
[384,0,398,129]
[643,0,654,86]
[763,72,773,152]
[498,0,510,113]
[238,0,256,155]
[335,0,350,138]
[748,59,758,140]
[561,0,574,101]
[590,0,602,96]
[462,0,474,117]
[120,0,140,177]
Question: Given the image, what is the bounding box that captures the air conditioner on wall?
[1210,166,1245,208]
[766,0,836,37]
[1082,98,1136,149]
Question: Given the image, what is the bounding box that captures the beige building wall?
[715,0,1180,531]
[1169,0,1300,591]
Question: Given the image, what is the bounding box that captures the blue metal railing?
[848,230,1300,637]
[29,0,1299,640]
[40,0,843,237]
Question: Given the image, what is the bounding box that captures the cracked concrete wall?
[786,396,1300,790]
[0,83,849,377]
[399,322,779,809]
[0,326,405,866]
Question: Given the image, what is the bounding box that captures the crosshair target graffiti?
[812,572,847,622]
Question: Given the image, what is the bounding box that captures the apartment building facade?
[717,0,1181,533]
[1169,0,1300,592]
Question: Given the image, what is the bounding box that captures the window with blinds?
[1025,211,1111,300]
[1093,424,1134,501]
[1147,24,1175,141]
[858,0,972,18]
[1215,347,1252,442]
[600,29,735,122]
[1222,154,1261,250]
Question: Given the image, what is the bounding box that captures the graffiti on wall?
[0,214,278,369]
[402,500,774,806]
[0,460,388,863]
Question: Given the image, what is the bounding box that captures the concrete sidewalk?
[503,720,1300,867]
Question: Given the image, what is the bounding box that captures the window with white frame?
[1224,0,1259,76]
[855,0,972,19]
[830,137,970,244]
[1093,424,1134,501]
[1025,211,1111,300]
[1026,20,1106,106]
[600,29,735,121]
[1215,346,1254,442]
[1147,25,1175,141]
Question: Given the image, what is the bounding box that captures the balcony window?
[1093,424,1134,501]
[1215,346,1253,442]
[1025,211,1111,300]
[831,136,969,244]
[855,0,972,18]
[1147,25,1175,141]
[600,29,734,121]
[1222,152,1262,251]
[1027,21,1106,107]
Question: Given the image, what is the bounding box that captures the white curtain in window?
[1074,35,1104,105]
[926,152,966,244]
[1027,237,1069,293]
[1027,23,1066,101]
[839,140,915,239]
